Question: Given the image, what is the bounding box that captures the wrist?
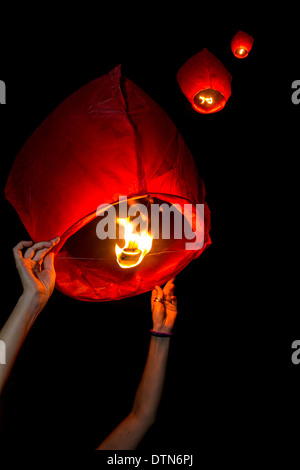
[152,323,173,335]
[19,291,44,315]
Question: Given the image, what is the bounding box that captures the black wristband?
[150,329,173,337]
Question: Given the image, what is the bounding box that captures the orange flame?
[199,95,213,105]
[115,217,153,268]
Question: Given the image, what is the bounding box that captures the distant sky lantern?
[5,65,211,302]
[231,31,254,58]
[177,48,232,114]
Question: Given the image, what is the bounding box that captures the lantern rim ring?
[52,192,202,257]
[192,88,226,114]
[233,46,249,58]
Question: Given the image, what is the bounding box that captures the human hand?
[13,237,60,312]
[151,278,177,334]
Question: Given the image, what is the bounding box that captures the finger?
[151,286,159,304]
[25,242,53,260]
[163,278,176,292]
[166,283,175,294]
[171,295,178,307]
[12,241,33,262]
[151,287,158,298]
[50,236,60,244]
[24,238,58,259]
[163,279,175,301]
[25,237,60,261]
[154,285,164,298]
[42,252,55,271]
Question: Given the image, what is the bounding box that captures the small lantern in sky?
[231,31,254,59]
[176,48,232,114]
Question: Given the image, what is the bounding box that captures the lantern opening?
[234,47,248,58]
[53,194,204,301]
[193,89,226,113]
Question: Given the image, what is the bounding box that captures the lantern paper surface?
[5,65,211,301]
[231,31,254,58]
[177,48,232,114]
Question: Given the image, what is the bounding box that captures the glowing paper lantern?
[176,48,232,114]
[5,65,211,302]
[231,31,254,58]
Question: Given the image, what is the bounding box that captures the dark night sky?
[0,8,298,459]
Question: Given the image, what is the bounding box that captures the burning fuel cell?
[115,217,153,269]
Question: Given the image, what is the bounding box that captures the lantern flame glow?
[115,217,153,268]
[199,96,213,105]
[234,45,250,58]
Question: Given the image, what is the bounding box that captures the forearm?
[0,293,40,395]
[132,335,170,423]
[97,335,171,450]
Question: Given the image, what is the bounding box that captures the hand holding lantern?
[0,237,60,395]
[151,278,177,334]
[13,237,60,312]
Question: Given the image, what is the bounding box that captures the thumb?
[154,285,164,298]
[43,252,55,271]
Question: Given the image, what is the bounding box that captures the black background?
[0,6,298,461]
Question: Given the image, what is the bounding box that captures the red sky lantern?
[177,48,232,114]
[5,65,211,302]
[231,31,254,58]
